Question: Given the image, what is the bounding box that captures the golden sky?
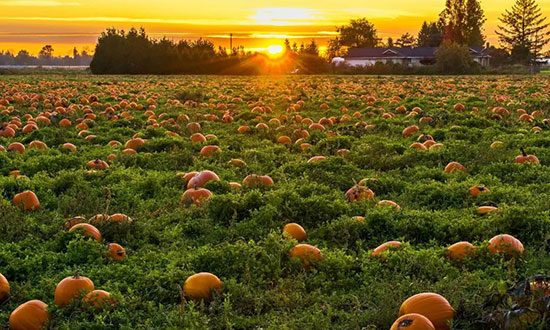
[1,0,549,55]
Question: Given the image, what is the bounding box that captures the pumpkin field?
[2,74,550,329]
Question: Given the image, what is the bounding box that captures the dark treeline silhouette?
[0,45,92,66]
[90,27,329,74]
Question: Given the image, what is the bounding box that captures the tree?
[418,21,444,47]
[328,18,381,56]
[435,42,477,73]
[386,37,394,48]
[301,40,319,56]
[439,0,485,45]
[496,0,550,61]
[395,33,416,47]
[38,45,54,59]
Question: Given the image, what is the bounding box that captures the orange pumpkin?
[7,142,25,153]
[345,185,374,202]
[9,300,49,330]
[444,162,465,173]
[183,272,222,301]
[399,293,455,330]
[87,159,109,170]
[28,140,47,150]
[63,216,85,230]
[478,206,498,214]
[375,200,400,209]
[62,142,77,152]
[82,290,116,309]
[109,213,132,223]
[181,187,212,207]
[289,244,323,265]
[107,243,127,261]
[488,234,524,256]
[228,158,247,168]
[0,273,10,303]
[199,145,221,157]
[391,313,436,330]
[13,191,40,211]
[446,242,476,261]
[124,137,146,150]
[190,133,207,143]
[372,241,402,257]
[402,125,420,137]
[469,185,490,197]
[187,170,220,189]
[54,271,95,307]
[515,148,539,164]
[283,223,307,242]
[242,174,274,187]
[69,223,102,242]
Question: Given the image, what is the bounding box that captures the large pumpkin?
[187,170,220,189]
[54,271,95,307]
[183,272,222,301]
[13,190,40,211]
[345,185,374,202]
[107,243,127,261]
[9,300,49,330]
[69,223,102,242]
[391,313,436,330]
[181,187,212,207]
[372,241,402,257]
[488,234,524,256]
[242,174,274,187]
[0,272,10,302]
[289,244,323,265]
[446,242,476,261]
[82,289,116,309]
[399,293,455,330]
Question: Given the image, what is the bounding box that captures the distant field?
[1,75,550,329]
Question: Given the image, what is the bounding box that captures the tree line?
[0,46,92,66]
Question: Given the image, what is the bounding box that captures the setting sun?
[267,45,284,56]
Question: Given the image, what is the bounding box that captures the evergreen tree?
[439,0,485,45]
[496,0,550,60]
[418,22,444,47]
[395,33,416,47]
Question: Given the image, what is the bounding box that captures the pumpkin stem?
[520,147,527,157]
[74,268,81,279]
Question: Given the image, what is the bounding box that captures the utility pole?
[230,33,233,53]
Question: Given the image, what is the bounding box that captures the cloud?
[0,0,79,5]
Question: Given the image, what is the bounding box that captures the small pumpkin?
[399,292,455,330]
[82,290,116,309]
[87,159,109,170]
[13,190,40,211]
[199,145,221,157]
[183,272,222,301]
[444,162,465,173]
[54,271,95,307]
[242,174,274,187]
[0,273,10,303]
[345,185,374,203]
[289,244,323,265]
[69,223,102,242]
[446,242,476,261]
[107,243,127,261]
[283,223,307,242]
[181,187,212,207]
[469,185,490,197]
[63,216,86,230]
[391,313,436,330]
[515,148,539,164]
[372,241,402,257]
[187,170,220,189]
[9,300,49,330]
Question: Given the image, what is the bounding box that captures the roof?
[345,46,489,59]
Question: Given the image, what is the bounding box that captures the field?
[1,74,550,330]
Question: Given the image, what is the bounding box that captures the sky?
[1,0,550,55]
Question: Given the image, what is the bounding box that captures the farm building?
[342,46,490,67]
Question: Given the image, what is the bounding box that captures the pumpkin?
[69,223,102,242]
[13,190,40,211]
[345,185,374,202]
[28,140,47,150]
[488,234,524,256]
[9,300,49,330]
[200,145,221,156]
[376,200,400,209]
[62,142,77,152]
[242,174,274,187]
[283,223,307,241]
[87,159,109,170]
[444,162,465,173]
[515,148,539,164]
[399,293,455,330]
[89,213,110,224]
[190,133,207,142]
[0,273,10,303]
[289,244,323,265]
[63,216,85,230]
[391,313,436,330]
[478,206,498,214]
[183,272,222,301]
[109,213,133,223]
[490,141,503,148]
[402,125,419,137]
[277,136,292,144]
[187,170,220,189]
[372,241,402,257]
[82,290,116,309]
[469,185,490,197]
[228,158,247,168]
[307,156,326,163]
[8,142,25,153]
[446,242,476,261]
[181,187,212,207]
[410,142,427,151]
[54,271,95,307]
[107,243,127,261]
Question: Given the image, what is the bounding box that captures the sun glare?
[267,45,283,56]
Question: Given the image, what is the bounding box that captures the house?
[342,47,490,67]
